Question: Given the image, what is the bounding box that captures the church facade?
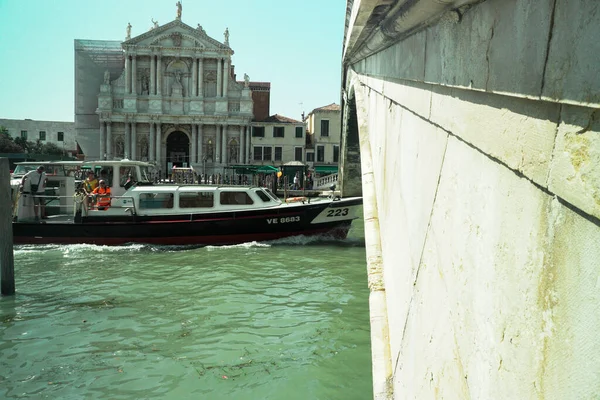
[74,8,262,174]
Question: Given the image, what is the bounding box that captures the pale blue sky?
[0,0,346,122]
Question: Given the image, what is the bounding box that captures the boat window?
[12,165,36,177]
[220,191,254,205]
[139,166,152,182]
[179,192,214,208]
[139,192,174,209]
[99,167,113,187]
[254,190,272,202]
[264,189,279,201]
[119,166,137,187]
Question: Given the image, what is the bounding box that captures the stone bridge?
[338,0,600,398]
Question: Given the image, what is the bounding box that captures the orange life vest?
[92,187,111,208]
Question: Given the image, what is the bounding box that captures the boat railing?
[13,192,138,220]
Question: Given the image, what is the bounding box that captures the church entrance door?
[166,131,189,168]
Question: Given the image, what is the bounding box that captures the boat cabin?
[13,159,155,222]
[106,185,283,216]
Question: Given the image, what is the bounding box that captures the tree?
[14,137,29,152]
[40,142,64,155]
[0,126,24,153]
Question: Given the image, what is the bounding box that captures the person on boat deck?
[83,171,99,193]
[91,180,111,210]
[82,171,99,210]
[21,165,48,222]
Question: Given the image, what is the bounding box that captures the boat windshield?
[139,165,153,182]
[263,188,279,201]
[12,165,37,177]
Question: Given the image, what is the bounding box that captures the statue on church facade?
[151,18,159,29]
[224,28,229,46]
[104,70,110,85]
[197,24,206,35]
[126,23,131,40]
[176,1,182,19]
[244,73,249,88]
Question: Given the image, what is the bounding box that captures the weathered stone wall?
[344,0,600,398]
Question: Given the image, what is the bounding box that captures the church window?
[39,131,46,141]
[57,132,64,141]
[20,130,27,139]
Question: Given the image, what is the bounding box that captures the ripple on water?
[2,215,371,399]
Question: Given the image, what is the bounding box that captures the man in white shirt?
[21,165,47,222]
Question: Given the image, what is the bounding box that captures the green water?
[0,217,372,399]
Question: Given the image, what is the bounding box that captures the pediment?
[124,19,228,51]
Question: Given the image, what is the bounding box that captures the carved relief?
[205,71,217,82]
[171,32,182,47]
[115,135,125,158]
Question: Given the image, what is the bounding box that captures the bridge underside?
[342,0,600,398]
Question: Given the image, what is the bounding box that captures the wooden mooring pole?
[0,158,15,295]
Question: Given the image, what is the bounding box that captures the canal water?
[0,215,372,399]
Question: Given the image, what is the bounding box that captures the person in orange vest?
[92,180,111,210]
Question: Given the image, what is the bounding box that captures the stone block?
[395,136,600,398]
[355,30,426,82]
[358,86,449,374]
[548,104,600,220]
[429,86,560,186]
[542,0,600,105]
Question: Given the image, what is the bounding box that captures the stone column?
[149,122,155,162]
[223,58,229,98]
[125,122,131,159]
[197,124,203,164]
[246,125,251,163]
[106,122,113,159]
[191,124,197,164]
[131,122,137,160]
[100,122,106,160]
[155,123,162,166]
[216,58,222,97]
[125,54,131,94]
[156,56,162,96]
[131,55,137,95]
[198,58,204,97]
[150,55,156,95]
[192,58,198,97]
[221,124,228,164]
[239,125,244,164]
[215,125,221,164]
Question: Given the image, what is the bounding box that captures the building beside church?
[74,7,266,175]
[0,118,77,156]
[305,103,341,175]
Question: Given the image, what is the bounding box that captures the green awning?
[256,165,279,173]
[314,165,338,174]
[227,165,278,174]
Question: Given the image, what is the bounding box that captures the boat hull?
[13,198,362,246]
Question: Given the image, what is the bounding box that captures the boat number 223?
[327,208,349,217]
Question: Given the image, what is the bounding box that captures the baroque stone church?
[74,6,268,173]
